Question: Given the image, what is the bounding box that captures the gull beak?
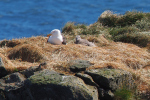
[47,34,52,37]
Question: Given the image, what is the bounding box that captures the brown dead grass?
[0,53,16,72]
[0,39,21,47]
[0,35,150,95]
[7,44,45,63]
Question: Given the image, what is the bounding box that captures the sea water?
[0,0,150,40]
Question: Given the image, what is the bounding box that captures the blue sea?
[0,0,150,40]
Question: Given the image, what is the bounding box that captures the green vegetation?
[29,71,62,85]
[114,87,136,100]
[98,11,144,27]
[62,22,87,33]
[109,26,149,47]
[62,11,150,47]
[13,68,19,72]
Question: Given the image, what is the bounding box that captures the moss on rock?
[85,68,135,91]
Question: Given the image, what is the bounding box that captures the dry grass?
[0,35,150,96]
[7,44,45,63]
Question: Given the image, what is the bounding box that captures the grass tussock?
[98,10,144,27]
[7,44,45,63]
[114,87,136,100]
[0,39,21,47]
[62,22,87,35]
[0,53,16,72]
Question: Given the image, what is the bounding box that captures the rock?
[85,68,135,91]
[0,72,26,92]
[69,60,93,72]
[0,69,98,100]
[25,69,98,100]
[98,88,114,100]
[19,62,46,78]
[0,57,8,78]
[3,72,26,83]
[0,95,5,100]
[19,66,40,78]
[75,73,99,87]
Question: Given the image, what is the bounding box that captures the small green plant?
[81,25,101,35]
[13,68,19,72]
[62,22,76,33]
[81,28,99,35]
[116,11,144,27]
[135,17,150,31]
[76,24,87,29]
[114,87,135,100]
[109,26,138,37]
[108,26,150,47]
[114,33,149,47]
[99,14,118,27]
[62,22,87,33]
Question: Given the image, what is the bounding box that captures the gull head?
[47,29,61,37]
[50,29,61,37]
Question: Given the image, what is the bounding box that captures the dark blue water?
[0,0,150,40]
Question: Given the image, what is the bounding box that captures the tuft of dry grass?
[0,39,21,47]
[0,53,16,72]
[86,34,110,47]
[7,44,45,63]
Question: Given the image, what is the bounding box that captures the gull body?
[47,29,63,45]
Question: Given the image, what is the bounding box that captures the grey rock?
[69,60,93,72]
[0,95,5,100]
[0,57,8,78]
[19,63,46,78]
[98,88,114,100]
[85,68,135,91]
[4,72,26,83]
[75,73,99,87]
[0,72,26,92]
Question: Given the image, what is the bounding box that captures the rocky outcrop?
[0,60,135,100]
[0,69,98,100]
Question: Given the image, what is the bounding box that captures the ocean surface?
[0,0,150,40]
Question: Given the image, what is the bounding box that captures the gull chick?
[75,35,96,47]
